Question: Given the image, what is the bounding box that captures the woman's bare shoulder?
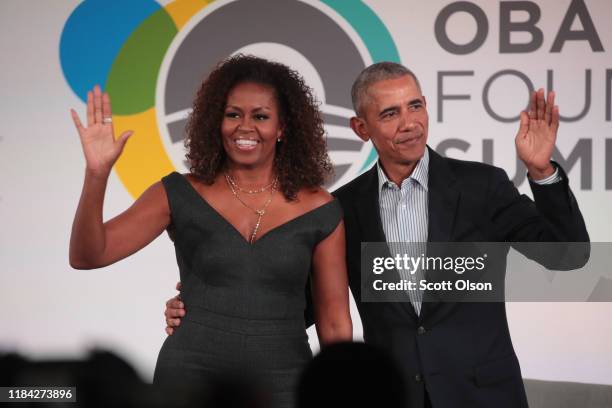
[296,187,335,212]
[182,172,197,184]
[183,172,218,189]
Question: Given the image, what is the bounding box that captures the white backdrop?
[1,0,611,384]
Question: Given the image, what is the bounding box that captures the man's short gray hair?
[351,62,421,116]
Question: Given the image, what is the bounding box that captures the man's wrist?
[529,163,562,185]
[527,163,555,181]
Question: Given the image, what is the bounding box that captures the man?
[164,63,588,407]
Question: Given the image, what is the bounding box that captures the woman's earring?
[277,137,282,143]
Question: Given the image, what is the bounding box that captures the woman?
[69,55,352,407]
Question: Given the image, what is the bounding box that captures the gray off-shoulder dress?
[153,172,342,407]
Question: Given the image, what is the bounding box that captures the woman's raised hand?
[70,85,133,177]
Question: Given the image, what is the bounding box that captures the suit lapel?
[421,147,461,321]
[427,147,460,242]
[356,166,386,243]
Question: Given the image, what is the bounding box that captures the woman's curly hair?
[185,55,333,200]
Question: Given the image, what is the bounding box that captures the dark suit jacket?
[309,147,589,408]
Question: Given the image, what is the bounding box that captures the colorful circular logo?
[60,0,399,198]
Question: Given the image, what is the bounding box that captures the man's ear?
[350,116,369,142]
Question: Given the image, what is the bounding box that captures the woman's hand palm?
[71,85,133,175]
[81,122,120,171]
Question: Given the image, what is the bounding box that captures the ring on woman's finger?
[103,117,112,124]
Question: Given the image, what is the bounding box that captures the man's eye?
[409,103,423,111]
[382,111,397,119]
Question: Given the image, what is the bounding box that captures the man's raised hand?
[515,88,559,180]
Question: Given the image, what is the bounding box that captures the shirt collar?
[377,148,429,193]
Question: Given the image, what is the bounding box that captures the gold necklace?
[224,173,278,243]
[225,173,276,194]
